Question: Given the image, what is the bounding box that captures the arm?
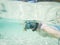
[41,23,60,38]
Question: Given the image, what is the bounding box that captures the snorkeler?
[24,20,60,38]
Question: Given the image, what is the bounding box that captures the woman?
[24,20,60,38]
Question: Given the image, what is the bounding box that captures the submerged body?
[40,23,60,38]
[24,21,60,38]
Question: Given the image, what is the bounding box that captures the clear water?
[0,18,59,45]
[0,1,60,45]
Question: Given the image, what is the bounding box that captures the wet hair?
[32,23,39,31]
[25,20,39,31]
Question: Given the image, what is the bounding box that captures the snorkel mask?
[24,20,39,31]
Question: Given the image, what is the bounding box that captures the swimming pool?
[0,18,59,45]
[0,1,60,45]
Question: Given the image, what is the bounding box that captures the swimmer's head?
[24,20,39,31]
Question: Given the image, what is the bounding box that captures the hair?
[32,23,39,31]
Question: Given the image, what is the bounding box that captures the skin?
[24,22,60,38]
[41,23,60,38]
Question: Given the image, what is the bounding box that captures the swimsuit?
[48,24,60,31]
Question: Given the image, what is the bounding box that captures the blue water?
[0,18,59,45]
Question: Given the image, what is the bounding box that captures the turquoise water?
[0,18,59,45]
